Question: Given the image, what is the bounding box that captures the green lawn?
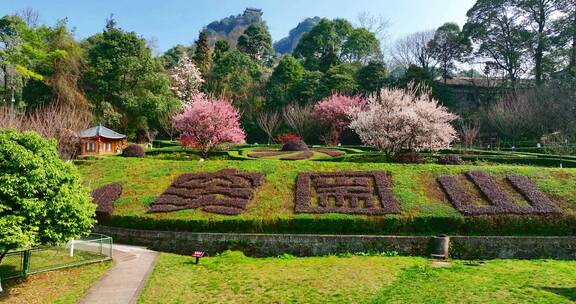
[75,156,576,235]
[0,261,112,304]
[139,251,576,304]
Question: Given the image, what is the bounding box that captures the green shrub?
[122,144,146,158]
[0,129,96,258]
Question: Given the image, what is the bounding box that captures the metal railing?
[0,234,112,280]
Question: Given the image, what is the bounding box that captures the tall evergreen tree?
[237,23,273,63]
[193,31,212,75]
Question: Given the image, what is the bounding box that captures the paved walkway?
[80,244,159,304]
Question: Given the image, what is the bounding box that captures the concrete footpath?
[80,244,159,304]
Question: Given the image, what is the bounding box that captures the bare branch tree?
[159,110,178,141]
[484,92,534,145]
[392,30,436,71]
[16,7,40,27]
[23,103,92,160]
[0,106,23,130]
[256,110,281,144]
[282,103,316,140]
[357,11,390,48]
[458,119,481,153]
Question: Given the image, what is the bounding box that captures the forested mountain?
[274,17,321,54]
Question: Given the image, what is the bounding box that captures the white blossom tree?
[349,85,458,158]
[168,54,204,104]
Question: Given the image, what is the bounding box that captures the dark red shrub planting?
[465,170,513,207]
[313,148,345,157]
[436,176,475,214]
[91,182,123,223]
[281,140,309,151]
[276,133,301,145]
[280,150,314,160]
[122,144,145,157]
[506,175,561,213]
[437,155,465,165]
[295,171,400,215]
[437,171,561,215]
[148,169,264,215]
[396,152,425,164]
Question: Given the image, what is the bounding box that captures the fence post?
[22,250,31,276]
[69,239,75,257]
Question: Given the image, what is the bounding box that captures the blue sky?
[2,0,477,52]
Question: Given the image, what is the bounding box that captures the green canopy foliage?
[356,61,388,94]
[264,55,304,108]
[161,44,191,69]
[81,21,179,135]
[0,129,95,258]
[0,16,85,110]
[208,51,261,114]
[428,23,472,80]
[293,18,381,71]
[237,23,273,63]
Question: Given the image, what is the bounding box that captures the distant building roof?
[79,125,126,139]
[434,76,532,88]
[244,8,263,16]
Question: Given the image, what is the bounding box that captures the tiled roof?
[79,125,126,139]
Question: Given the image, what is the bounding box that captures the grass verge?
[0,261,112,304]
[138,252,576,304]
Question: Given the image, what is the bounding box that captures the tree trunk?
[2,65,8,102]
[0,249,9,265]
[571,12,576,75]
[534,8,546,85]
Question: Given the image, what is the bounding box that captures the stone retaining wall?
[94,226,576,259]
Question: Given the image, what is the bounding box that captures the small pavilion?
[79,125,127,156]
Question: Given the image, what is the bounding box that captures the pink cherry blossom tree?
[174,95,245,158]
[168,54,204,104]
[349,85,458,158]
[313,93,367,145]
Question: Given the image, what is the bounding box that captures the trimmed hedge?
[122,144,145,158]
[106,214,576,236]
[438,155,465,165]
[91,182,123,223]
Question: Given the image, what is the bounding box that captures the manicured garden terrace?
[76,152,576,236]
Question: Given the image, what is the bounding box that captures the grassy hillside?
[76,156,576,235]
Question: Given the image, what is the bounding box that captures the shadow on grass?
[540,287,576,301]
[0,277,29,300]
